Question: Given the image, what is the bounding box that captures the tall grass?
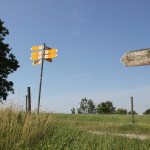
[1,105,150,150]
[0,105,56,150]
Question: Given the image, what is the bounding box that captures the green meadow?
[0,108,150,150]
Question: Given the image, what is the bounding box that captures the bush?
[128,110,138,115]
[97,101,116,114]
[143,108,150,115]
[115,108,127,115]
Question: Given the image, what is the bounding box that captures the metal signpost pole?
[31,43,58,114]
[37,43,45,115]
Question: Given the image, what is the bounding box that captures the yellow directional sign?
[30,43,58,115]
[30,55,42,60]
[33,60,42,65]
[31,51,43,56]
[31,49,58,56]
[44,54,57,59]
[31,45,44,51]
[45,58,52,63]
[31,53,57,60]
[45,49,58,54]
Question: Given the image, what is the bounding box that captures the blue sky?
[1,0,150,114]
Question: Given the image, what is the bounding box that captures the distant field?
[0,108,150,150]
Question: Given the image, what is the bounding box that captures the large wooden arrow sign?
[121,48,150,67]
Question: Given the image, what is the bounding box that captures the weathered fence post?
[26,95,28,112]
[27,87,31,113]
[131,96,134,123]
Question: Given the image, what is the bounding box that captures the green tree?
[77,108,82,114]
[0,19,19,102]
[143,109,150,115]
[71,108,75,114]
[79,97,88,114]
[97,101,116,114]
[87,99,95,114]
[115,108,127,115]
[128,110,138,115]
[77,98,96,114]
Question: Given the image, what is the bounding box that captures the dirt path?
[89,131,150,140]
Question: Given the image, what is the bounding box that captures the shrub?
[143,108,150,115]
[115,108,127,115]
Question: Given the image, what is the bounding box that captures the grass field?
[0,107,150,150]
[53,113,150,135]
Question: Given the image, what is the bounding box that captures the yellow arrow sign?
[30,55,42,60]
[44,54,57,59]
[32,58,52,65]
[45,49,58,54]
[31,49,58,56]
[31,45,44,51]
[31,54,57,60]
[32,60,42,65]
[31,51,43,56]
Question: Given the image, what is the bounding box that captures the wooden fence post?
[26,95,28,112]
[27,87,31,113]
[131,96,134,123]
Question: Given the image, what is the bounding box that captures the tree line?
[71,97,150,115]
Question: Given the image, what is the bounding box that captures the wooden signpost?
[121,48,150,67]
[30,43,58,114]
[121,48,150,123]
